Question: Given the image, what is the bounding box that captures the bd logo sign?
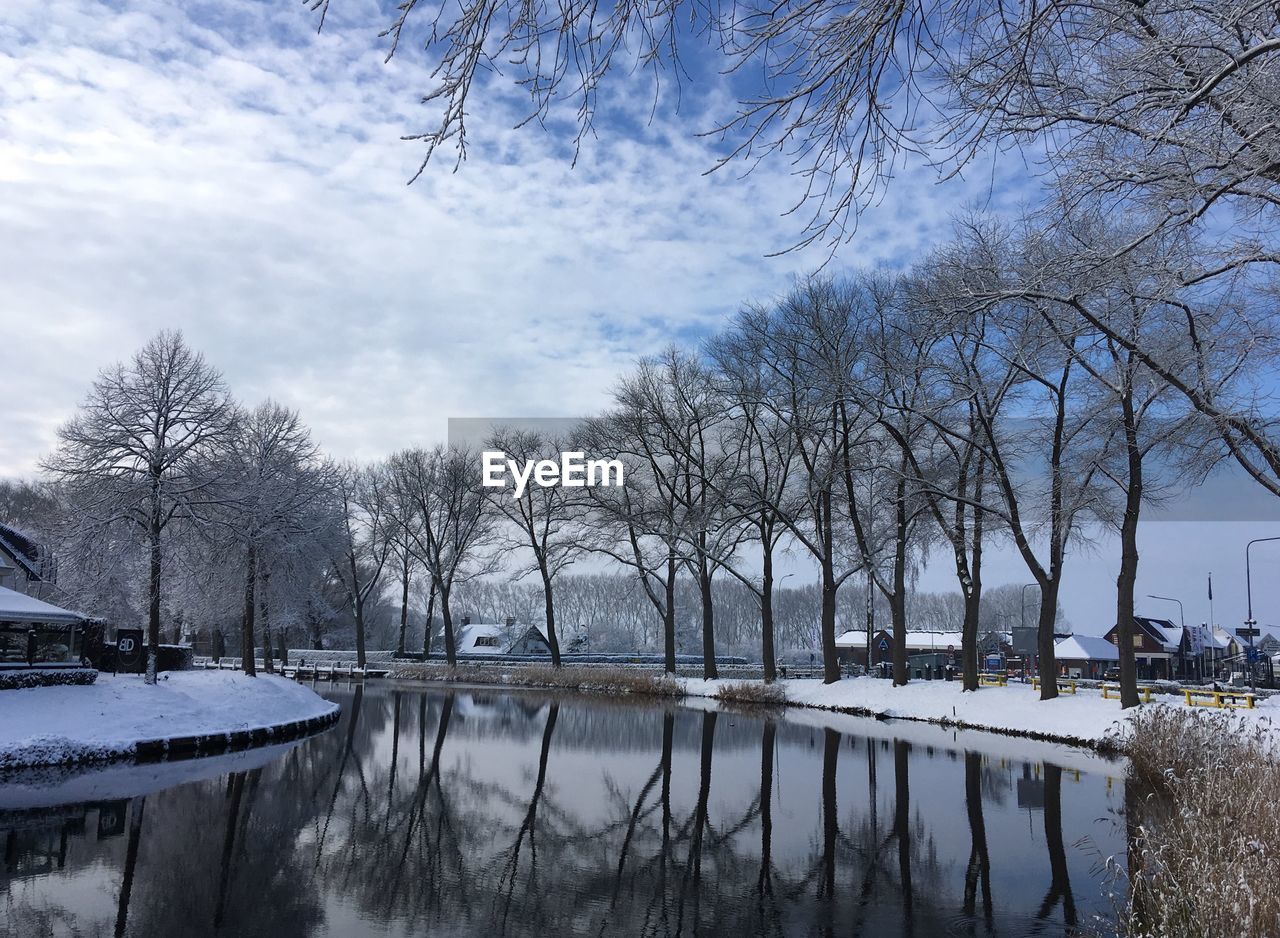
[116,628,146,673]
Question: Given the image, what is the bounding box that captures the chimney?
[505,616,516,627]
[462,615,471,626]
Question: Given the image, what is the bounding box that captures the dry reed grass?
[389,662,684,698]
[1117,708,1279,938]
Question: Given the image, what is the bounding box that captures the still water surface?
[1,684,1127,937]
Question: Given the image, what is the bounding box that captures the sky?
[2,0,1278,637]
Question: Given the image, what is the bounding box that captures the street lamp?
[1147,594,1186,680]
[1244,538,1280,694]
[1020,583,1038,632]
[1020,583,1039,681]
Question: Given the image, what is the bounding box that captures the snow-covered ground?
[680,675,1280,748]
[0,671,339,768]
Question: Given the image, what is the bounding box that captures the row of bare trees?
[305,0,1280,711]
[313,207,1265,705]
[30,206,1276,707]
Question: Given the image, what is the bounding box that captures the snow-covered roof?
[0,523,46,580]
[834,629,1001,650]
[455,623,509,656]
[0,585,84,625]
[1134,616,1183,652]
[1055,634,1119,662]
[1209,627,1238,649]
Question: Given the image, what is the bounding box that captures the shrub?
[0,668,99,690]
[713,681,787,706]
[1117,708,1280,938]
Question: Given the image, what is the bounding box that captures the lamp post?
[1020,583,1039,682]
[1244,538,1280,694]
[1147,595,1186,679]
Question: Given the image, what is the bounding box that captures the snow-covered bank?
[0,671,339,768]
[680,675,1280,749]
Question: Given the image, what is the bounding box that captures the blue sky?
[2,0,1278,636]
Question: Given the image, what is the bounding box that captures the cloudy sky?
[2,0,1278,636]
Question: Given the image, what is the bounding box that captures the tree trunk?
[820,558,840,685]
[663,550,677,674]
[421,578,437,659]
[1116,394,1143,708]
[1037,579,1061,700]
[146,515,162,685]
[260,570,274,674]
[891,477,909,686]
[240,543,257,677]
[961,587,982,692]
[699,550,718,680]
[440,584,457,666]
[353,594,367,670]
[540,562,562,667]
[397,550,410,657]
[761,544,777,683]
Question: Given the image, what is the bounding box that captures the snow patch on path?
[0,671,338,768]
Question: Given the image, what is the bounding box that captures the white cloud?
[0,0,1035,478]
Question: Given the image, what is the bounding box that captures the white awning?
[0,585,85,625]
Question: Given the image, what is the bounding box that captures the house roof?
[1209,627,1239,648]
[1134,616,1183,652]
[0,522,45,581]
[0,585,84,625]
[834,629,1008,650]
[1055,634,1119,662]
[455,623,509,655]
[455,622,549,656]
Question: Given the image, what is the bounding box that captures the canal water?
[1,684,1128,937]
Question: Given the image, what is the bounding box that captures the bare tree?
[393,445,496,665]
[483,427,586,667]
[222,401,336,676]
[312,1,1276,261]
[44,330,237,683]
[331,462,395,668]
[1022,216,1221,705]
[933,220,1109,699]
[578,411,684,674]
[707,329,800,682]
[730,278,878,683]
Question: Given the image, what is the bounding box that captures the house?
[1102,616,1188,679]
[453,618,551,657]
[834,628,1010,668]
[0,584,85,666]
[1054,634,1118,679]
[1257,631,1280,658]
[0,522,55,598]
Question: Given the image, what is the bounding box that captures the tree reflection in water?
[0,684,1121,937]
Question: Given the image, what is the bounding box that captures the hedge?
[0,667,99,690]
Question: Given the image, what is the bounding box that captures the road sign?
[1237,627,1261,638]
[115,628,146,673]
[1247,648,1260,663]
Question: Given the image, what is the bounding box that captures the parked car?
[1103,666,1121,681]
